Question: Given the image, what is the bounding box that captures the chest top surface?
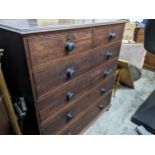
[0,19,125,34]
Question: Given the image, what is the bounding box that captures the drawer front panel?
[38,68,116,123]
[33,43,121,97]
[41,91,112,135]
[59,92,112,135]
[93,24,124,47]
[41,80,112,134]
[27,28,92,68]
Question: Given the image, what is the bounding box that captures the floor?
[84,69,155,135]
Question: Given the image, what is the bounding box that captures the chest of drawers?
[0,19,125,134]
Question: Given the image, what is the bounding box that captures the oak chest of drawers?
[0,19,125,134]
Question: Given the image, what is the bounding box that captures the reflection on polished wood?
[0,19,125,34]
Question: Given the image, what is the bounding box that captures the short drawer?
[38,64,116,122]
[93,24,124,48]
[33,43,121,97]
[27,28,92,69]
[40,81,113,134]
[59,92,112,135]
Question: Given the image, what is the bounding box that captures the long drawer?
[93,24,124,48]
[41,90,111,134]
[40,78,114,134]
[33,42,121,97]
[58,91,112,135]
[27,28,92,69]
[37,59,117,122]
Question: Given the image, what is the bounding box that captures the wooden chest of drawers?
[0,19,125,134]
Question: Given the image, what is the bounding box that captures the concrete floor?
[84,69,155,135]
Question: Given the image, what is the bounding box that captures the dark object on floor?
[136,125,152,135]
[132,90,155,134]
[129,64,141,81]
[14,97,27,130]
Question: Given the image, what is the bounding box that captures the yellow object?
[113,59,134,95]
[0,49,21,135]
[113,69,121,96]
[118,59,134,88]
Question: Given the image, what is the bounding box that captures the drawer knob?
[65,40,75,52]
[101,87,106,94]
[103,69,112,78]
[66,68,76,79]
[109,32,116,40]
[66,113,73,121]
[98,104,104,110]
[106,51,113,59]
[66,91,75,101]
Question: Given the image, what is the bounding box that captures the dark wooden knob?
[66,91,75,101]
[103,69,112,77]
[98,104,104,110]
[66,113,73,121]
[109,32,116,40]
[66,68,76,79]
[106,51,113,59]
[101,87,106,94]
[65,40,75,52]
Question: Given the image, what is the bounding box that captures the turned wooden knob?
[103,69,112,77]
[66,113,73,121]
[106,51,113,59]
[66,91,75,101]
[65,40,75,52]
[109,32,116,40]
[98,104,104,110]
[101,87,106,94]
[66,67,76,79]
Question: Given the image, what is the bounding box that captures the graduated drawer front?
[27,28,92,69]
[59,92,112,135]
[37,59,117,123]
[33,42,121,98]
[93,24,124,47]
[40,80,113,134]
